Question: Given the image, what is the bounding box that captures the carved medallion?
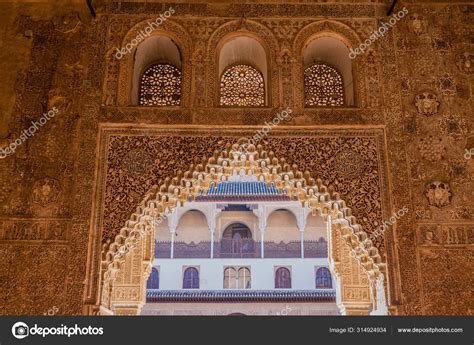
[414,91,440,116]
[456,52,473,73]
[418,136,446,162]
[439,114,468,141]
[32,177,61,207]
[437,73,456,96]
[408,14,427,35]
[425,181,451,208]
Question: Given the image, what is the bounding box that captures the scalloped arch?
[99,142,388,315]
[206,19,280,107]
[292,20,365,108]
[116,19,192,107]
[293,20,362,53]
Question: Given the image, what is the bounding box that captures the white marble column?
[167,209,179,259]
[300,230,304,258]
[170,227,176,259]
[210,227,215,258]
[253,205,268,259]
[326,215,332,258]
[297,209,307,259]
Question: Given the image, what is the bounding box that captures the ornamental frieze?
[417,223,474,246]
[0,219,69,242]
[97,127,390,252]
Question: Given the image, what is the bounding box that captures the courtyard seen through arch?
[0,0,472,343]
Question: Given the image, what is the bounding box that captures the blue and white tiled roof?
[146,289,335,303]
[196,182,289,202]
[208,182,281,196]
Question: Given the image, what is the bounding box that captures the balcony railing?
[219,238,258,258]
[155,239,327,259]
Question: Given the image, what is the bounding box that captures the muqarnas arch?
[99,143,389,316]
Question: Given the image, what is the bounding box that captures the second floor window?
[224,266,251,289]
[315,267,332,288]
[183,267,199,289]
[304,63,344,107]
[275,267,292,289]
[220,64,265,107]
[139,63,182,106]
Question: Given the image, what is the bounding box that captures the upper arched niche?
[131,35,182,106]
[303,36,354,106]
[176,210,208,244]
[305,212,327,241]
[218,35,269,107]
[266,209,299,243]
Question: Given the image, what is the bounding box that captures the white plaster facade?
[145,190,339,315]
[152,258,332,290]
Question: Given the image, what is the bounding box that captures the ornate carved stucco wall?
[0,0,472,315]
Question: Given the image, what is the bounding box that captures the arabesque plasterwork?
[0,1,472,316]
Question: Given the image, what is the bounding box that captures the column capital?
[296,207,308,232]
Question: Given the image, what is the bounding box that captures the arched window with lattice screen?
[304,64,344,107]
[220,64,265,107]
[183,267,199,289]
[275,267,292,289]
[139,63,181,106]
[315,267,332,288]
[224,267,237,289]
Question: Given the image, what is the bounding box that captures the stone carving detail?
[418,224,474,246]
[100,130,387,251]
[414,91,440,116]
[0,1,471,317]
[456,52,473,73]
[100,140,386,315]
[407,14,427,35]
[449,206,473,220]
[279,51,293,107]
[438,114,468,141]
[53,12,82,34]
[425,181,451,208]
[333,151,367,179]
[0,220,68,241]
[31,178,61,207]
[417,136,446,162]
[419,249,472,315]
[437,73,456,96]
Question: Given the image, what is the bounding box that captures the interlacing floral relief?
[102,133,386,251]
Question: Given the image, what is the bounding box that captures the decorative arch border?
[115,19,192,107]
[175,208,209,228]
[99,142,388,316]
[266,207,299,224]
[206,20,280,108]
[292,20,366,109]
